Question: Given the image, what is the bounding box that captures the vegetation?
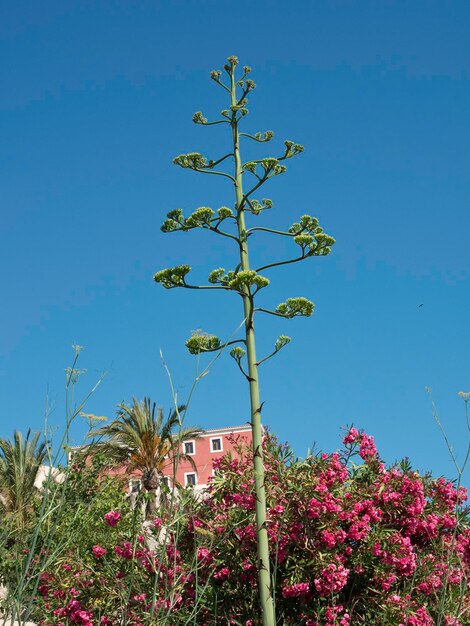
[87,397,200,515]
[154,55,335,626]
[0,429,47,528]
[0,426,468,626]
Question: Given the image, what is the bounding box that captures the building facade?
[167,424,252,490]
[72,424,253,495]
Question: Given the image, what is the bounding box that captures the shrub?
[188,429,469,625]
[9,430,469,626]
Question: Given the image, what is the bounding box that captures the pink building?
[73,424,253,494]
[167,424,252,490]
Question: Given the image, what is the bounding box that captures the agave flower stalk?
[154,56,335,626]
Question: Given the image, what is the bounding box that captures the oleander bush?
[5,429,467,626]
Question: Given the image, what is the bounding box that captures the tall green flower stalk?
[154,55,335,625]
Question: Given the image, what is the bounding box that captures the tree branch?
[233,357,252,381]
[240,133,270,143]
[242,173,269,205]
[181,282,233,292]
[256,349,279,367]
[254,307,289,319]
[198,338,247,354]
[194,168,236,182]
[203,120,231,126]
[209,226,240,243]
[255,253,308,273]
[247,226,296,237]
[209,153,234,168]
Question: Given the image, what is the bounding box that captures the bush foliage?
[1,430,468,626]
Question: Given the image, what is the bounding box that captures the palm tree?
[0,429,47,526]
[88,397,201,515]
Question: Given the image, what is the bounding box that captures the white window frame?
[129,479,142,493]
[210,436,223,453]
[184,472,197,487]
[183,439,196,456]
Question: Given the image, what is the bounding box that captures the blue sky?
[1,1,469,484]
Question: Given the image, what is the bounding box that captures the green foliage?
[0,429,47,527]
[86,397,199,505]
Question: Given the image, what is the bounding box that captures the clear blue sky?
[1,1,469,484]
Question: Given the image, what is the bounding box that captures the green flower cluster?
[253,131,274,142]
[230,346,246,360]
[153,265,191,289]
[228,270,270,292]
[185,332,221,355]
[185,207,214,228]
[283,140,304,158]
[289,215,336,256]
[217,206,233,219]
[192,111,208,125]
[243,158,286,177]
[249,198,273,215]
[173,153,211,170]
[275,335,291,351]
[208,268,234,285]
[161,206,234,233]
[276,297,314,318]
[289,215,320,235]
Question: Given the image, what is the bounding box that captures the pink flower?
[92,545,107,558]
[281,582,310,598]
[214,567,230,581]
[104,510,121,527]
[314,563,349,596]
[359,433,378,460]
[132,592,146,602]
[343,427,359,445]
[197,547,213,564]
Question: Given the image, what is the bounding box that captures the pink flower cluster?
[281,582,310,598]
[314,563,350,596]
[104,510,121,527]
[30,428,468,626]
[91,545,106,559]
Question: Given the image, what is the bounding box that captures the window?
[129,479,142,494]
[185,472,197,487]
[162,476,171,489]
[183,440,195,455]
[210,437,223,452]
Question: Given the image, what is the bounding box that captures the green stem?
[230,64,275,626]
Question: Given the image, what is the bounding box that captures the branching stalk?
[154,55,336,626]
[229,62,276,626]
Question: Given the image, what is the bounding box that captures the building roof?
[196,424,252,435]
[69,424,252,450]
